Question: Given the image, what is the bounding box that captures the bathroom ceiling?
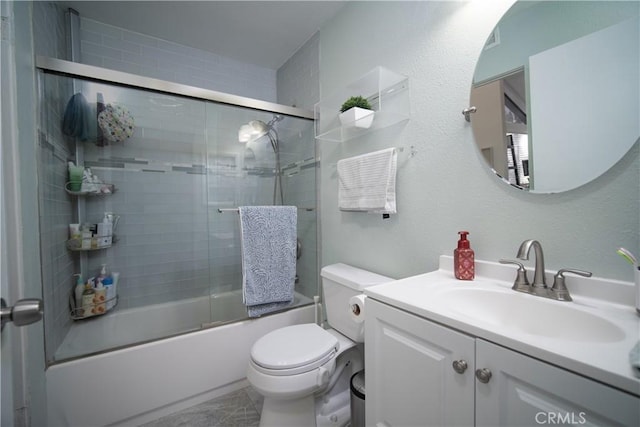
[56,1,347,70]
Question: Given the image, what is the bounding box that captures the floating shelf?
[315,66,410,142]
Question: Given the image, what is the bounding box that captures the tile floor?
[141,386,263,427]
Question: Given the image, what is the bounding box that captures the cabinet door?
[365,299,475,427]
[476,339,640,427]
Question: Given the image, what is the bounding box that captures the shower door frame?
[36,57,314,120]
[36,56,320,362]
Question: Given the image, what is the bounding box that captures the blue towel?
[239,206,297,317]
[62,93,95,142]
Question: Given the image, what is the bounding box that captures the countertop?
[364,256,640,397]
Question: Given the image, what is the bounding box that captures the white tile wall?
[79,17,278,102]
[277,32,320,111]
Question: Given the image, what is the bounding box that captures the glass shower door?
[205,103,317,324]
[38,72,214,363]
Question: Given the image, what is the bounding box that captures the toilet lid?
[251,324,338,371]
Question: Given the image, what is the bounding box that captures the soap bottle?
[454,231,475,280]
[73,274,84,317]
[94,281,106,314]
[82,284,96,317]
[103,275,114,310]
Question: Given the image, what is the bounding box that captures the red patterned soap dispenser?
[454,231,475,280]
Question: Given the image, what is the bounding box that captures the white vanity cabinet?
[365,298,640,427]
[365,298,475,426]
[475,339,639,427]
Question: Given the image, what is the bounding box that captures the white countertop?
[364,256,640,397]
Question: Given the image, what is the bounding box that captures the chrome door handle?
[452,360,468,374]
[1,298,44,332]
[475,368,492,383]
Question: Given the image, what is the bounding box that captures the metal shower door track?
[35,56,314,119]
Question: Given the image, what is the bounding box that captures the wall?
[78,17,277,102]
[317,1,638,282]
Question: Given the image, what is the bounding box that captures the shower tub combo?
[37,57,318,426]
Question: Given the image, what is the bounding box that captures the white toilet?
[247,263,392,427]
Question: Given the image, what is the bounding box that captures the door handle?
[1,298,44,332]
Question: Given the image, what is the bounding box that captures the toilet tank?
[320,263,392,342]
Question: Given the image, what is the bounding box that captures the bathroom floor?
[141,386,263,427]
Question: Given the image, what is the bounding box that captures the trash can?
[350,370,365,427]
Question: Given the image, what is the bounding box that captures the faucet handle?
[550,269,593,301]
[499,259,530,293]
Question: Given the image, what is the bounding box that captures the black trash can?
[350,370,365,427]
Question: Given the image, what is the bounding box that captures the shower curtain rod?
[35,56,314,120]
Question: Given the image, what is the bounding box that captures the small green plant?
[340,96,372,113]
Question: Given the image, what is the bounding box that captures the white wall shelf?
[314,66,410,142]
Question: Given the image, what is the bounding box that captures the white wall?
[317,1,638,282]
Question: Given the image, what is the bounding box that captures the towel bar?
[218,207,315,213]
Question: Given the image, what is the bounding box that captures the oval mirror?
[470,1,639,193]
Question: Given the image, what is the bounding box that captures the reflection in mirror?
[470,1,639,193]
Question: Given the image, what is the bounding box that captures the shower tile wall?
[78,17,278,103]
[33,2,77,362]
[82,84,210,310]
[277,32,321,298]
[277,32,320,111]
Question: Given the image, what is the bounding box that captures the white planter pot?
[339,107,375,129]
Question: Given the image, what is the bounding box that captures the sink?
[433,286,626,343]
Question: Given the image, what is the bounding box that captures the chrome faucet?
[517,239,546,290]
[501,239,593,302]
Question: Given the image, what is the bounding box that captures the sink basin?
[434,287,626,343]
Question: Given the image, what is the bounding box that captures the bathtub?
[46,291,315,426]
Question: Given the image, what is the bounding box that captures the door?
[365,299,475,427]
[475,339,640,427]
[1,1,48,425]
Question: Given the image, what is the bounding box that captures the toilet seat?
[250,324,339,376]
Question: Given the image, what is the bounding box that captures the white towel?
[337,148,397,214]
[239,206,297,317]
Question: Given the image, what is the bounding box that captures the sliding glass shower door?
[38,68,316,364]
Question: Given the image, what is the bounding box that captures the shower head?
[238,115,283,144]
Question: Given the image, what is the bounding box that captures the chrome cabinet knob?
[452,360,468,374]
[475,368,492,383]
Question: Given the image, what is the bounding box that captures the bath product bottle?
[103,275,115,310]
[94,281,106,314]
[454,231,475,280]
[74,274,84,316]
[98,264,108,282]
[82,284,96,317]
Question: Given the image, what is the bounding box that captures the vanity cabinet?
[365,298,640,427]
[365,298,475,426]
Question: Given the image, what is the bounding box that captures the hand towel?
[239,206,297,317]
[337,147,397,214]
[630,340,640,378]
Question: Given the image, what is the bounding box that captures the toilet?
[247,263,392,427]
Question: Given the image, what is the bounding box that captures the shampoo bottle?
[73,274,84,316]
[454,231,475,280]
[82,284,96,317]
[94,281,106,314]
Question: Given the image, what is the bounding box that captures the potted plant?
[339,96,375,128]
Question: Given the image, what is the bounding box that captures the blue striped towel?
[239,206,297,317]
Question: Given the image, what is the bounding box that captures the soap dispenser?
[454,231,475,280]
